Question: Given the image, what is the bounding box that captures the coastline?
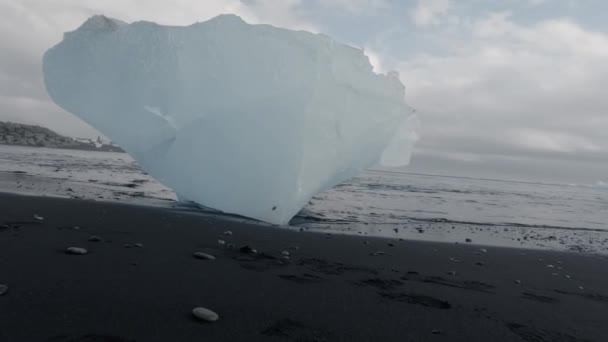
[1,192,606,341]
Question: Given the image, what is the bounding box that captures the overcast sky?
[1,0,607,184]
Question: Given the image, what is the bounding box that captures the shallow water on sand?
[1,145,607,253]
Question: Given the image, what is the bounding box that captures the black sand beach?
[1,192,607,341]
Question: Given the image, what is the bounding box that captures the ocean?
[1,145,606,254]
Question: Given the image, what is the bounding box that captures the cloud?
[411,0,452,27]
[398,11,608,163]
[317,0,390,14]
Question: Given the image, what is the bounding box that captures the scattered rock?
[123,244,133,248]
[192,307,219,322]
[33,214,44,221]
[66,247,88,255]
[514,280,522,285]
[134,243,144,248]
[480,248,488,253]
[281,250,290,257]
[217,239,226,246]
[431,329,442,335]
[193,252,216,260]
[475,262,484,266]
[447,271,457,276]
[547,264,555,268]
[0,284,8,296]
[465,238,472,243]
[564,275,571,279]
[223,230,233,236]
[88,236,102,242]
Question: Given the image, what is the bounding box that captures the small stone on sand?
[88,236,102,242]
[281,250,290,257]
[431,329,442,335]
[514,280,521,285]
[193,252,216,260]
[465,238,472,243]
[239,245,255,254]
[217,239,226,246]
[66,247,88,255]
[124,244,133,248]
[223,230,233,236]
[0,284,8,296]
[33,214,44,221]
[192,307,219,322]
[134,243,144,248]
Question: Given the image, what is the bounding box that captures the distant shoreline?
[0,142,125,153]
[0,121,125,153]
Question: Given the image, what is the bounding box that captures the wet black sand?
[1,192,607,341]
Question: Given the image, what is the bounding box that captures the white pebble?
[193,252,216,260]
[223,231,233,236]
[192,307,219,322]
[281,250,290,257]
[66,247,88,255]
[0,284,7,296]
[217,239,226,246]
[33,214,44,221]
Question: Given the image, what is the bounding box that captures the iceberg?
[43,14,417,225]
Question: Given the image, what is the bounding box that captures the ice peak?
[78,15,126,32]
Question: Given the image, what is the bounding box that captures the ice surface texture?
[43,15,417,225]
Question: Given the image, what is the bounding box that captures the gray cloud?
[398,12,608,174]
